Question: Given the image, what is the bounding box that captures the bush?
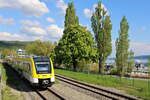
[109,67,118,75]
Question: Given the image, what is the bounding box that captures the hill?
[0,41,32,50]
[134,55,150,60]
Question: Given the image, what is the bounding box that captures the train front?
[32,56,55,87]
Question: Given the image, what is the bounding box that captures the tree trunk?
[72,55,77,72]
[73,60,77,72]
[99,57,104,74]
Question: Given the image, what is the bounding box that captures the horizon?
[0,0,150,57]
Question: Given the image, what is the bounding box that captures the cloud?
[56,0,67,15]
[46,17,55,23]
[110,41,150,57]
[20,20,47,36]
[0,32,29,41]
[47,24,63,38]
[21,26,47,36]
[130,42,150,56]
[83,9,92,18]
[83,3,109,18]
[0,32,47,41]
[20,20,40,27]
[0,16,15,25]
[0,0,49,18]
[20,20,63,40]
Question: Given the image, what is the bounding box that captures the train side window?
[27,63,30,71]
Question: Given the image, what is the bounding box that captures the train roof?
[33,56,50,62]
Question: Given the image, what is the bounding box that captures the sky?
[0,0,150,57]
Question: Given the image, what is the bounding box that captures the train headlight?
[51,76,55,82]
[33,78,38,83]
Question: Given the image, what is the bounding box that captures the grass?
[1,86,19,100]
[56,69,150,100]
[0,64,23,100]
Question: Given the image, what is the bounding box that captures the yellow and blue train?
[8,56,55,87]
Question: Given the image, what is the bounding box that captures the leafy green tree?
[1,49,17,58]
[115,16,129,76]
[55,25,96,71]
[64,2,79,28]
[127,50,134,73]
[26,40,55,56]
[91,1,112,73]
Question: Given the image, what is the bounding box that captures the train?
[7,56,55,88]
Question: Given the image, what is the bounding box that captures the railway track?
[35,87,65,100]
[56,74,141,100]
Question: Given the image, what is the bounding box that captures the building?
[17,49,26,57]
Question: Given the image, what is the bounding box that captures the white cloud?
[56,0,67,15]
[130,42,150,56]
[110,41,150,57]
[20,20,63,40]
[20,20,47,36]
[0,32,29,41]
[47,24,63,38]
[20,20,40,27]
[0,0,49,18]
[83,8,92,18]
[46,17,55,23]
[0,16,15,25]
[0,32,47,41]
[21,26,47,36]
[83,3,109,18]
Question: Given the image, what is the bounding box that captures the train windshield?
[35,62,51,74]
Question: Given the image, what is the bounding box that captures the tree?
[115,16,129,76]
[1,49,18,58]
[55,2,80,67]
[64,2,79,28]
[127,50,134,73]
[55,25,96,71]
[26,40,55,56]
[91,1,112,73]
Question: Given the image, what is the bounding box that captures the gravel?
[52,82,99,100]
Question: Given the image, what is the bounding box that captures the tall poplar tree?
[91,1,112,73]
[127,50,134,73]
[64,2,79,28]
[115,16,129,76]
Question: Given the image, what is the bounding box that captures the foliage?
[77,60,91,72]
[0,64,24,100]
[127,50,135,73]
[1,49,18,58]
[55,25,97,71]
[26,40,55,56]
[91,1,112,73]
[147,58,150,74]
[110,67,118,75]
[55,2,97,71]
[64,2,79,28]
[115,16,129,76]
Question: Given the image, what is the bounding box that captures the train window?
[27,63,31,71]
[22,62,31,72]
[35,63,51,74]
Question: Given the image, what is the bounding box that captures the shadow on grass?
[2,62,38,92]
